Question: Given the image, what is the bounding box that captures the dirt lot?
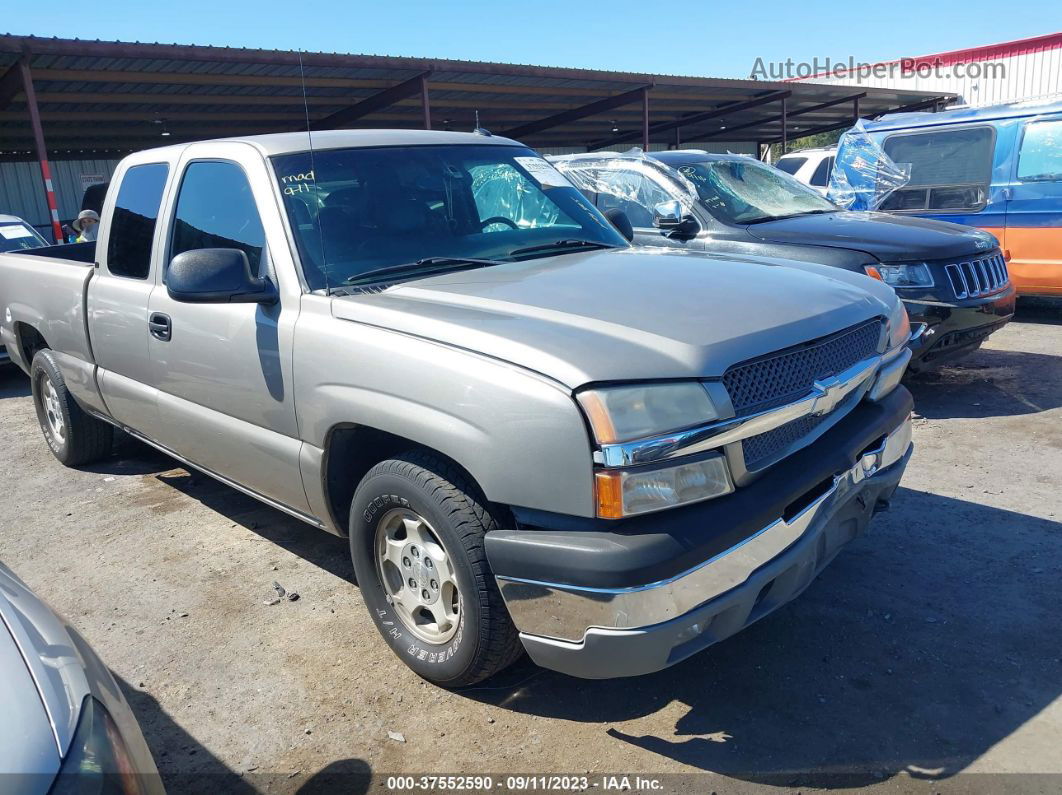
[1,306,1060,794]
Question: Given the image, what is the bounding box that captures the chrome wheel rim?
[42,378,65,445]
[375,508,461,644]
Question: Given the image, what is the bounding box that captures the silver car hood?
[0,564,89,759]
[332,248,896,388]
[0,626,60,792]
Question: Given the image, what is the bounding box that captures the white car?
[0,215,49,365]
[774,147,836,195]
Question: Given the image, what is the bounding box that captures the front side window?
[271,145,624,290]
[0,222,47,252]
[171,161,265,273]
[879,126,994,211]
[589,169,675,227]
[1017,119,1062,182]
[676,159,837,224]
[106,163,169,279]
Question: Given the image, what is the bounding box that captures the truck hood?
[745,210,999,262]
[331,248,894,388]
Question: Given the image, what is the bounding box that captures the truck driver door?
[146,144,309,514]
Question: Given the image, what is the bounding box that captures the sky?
[5,1,1061,78]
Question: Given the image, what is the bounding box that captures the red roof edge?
[790,31,1062,81]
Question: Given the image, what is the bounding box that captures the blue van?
[834,97,1062,298]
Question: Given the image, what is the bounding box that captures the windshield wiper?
[745,209,836,224]
[507,239,618,258]
[343,256,502,286]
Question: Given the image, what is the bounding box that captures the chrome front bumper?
[498,415,912,678]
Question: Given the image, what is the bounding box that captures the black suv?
[551,150,1016,370]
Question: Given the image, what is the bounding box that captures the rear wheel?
[31,350,113,466]
[349,451,523,687]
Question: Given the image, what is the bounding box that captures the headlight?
[594,454,733,518]
[887,300,911,351]
[576,382,718,444]
[51,696,149,795]
[864,262,934,288]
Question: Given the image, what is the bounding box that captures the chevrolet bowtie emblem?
[809,358,879,416]
[809,374,852,416]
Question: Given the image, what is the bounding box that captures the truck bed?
[14,241,96,264]
[0,245,96,369]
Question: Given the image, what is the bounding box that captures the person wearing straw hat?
[72,210,100,243]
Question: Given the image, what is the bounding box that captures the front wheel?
[349,452,523,687]
[31,350,113,466]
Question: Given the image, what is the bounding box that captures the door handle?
[148,312,171,341]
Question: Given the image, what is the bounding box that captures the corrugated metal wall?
[0,158,120,233]
[804,47,1062,108]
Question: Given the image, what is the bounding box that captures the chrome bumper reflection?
[499,415,912,643]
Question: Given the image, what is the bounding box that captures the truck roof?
[136,128,525,158]
[863,95,1062,132]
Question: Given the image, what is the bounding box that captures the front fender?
[294,300,597,521]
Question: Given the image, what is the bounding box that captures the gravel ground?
[1,305,1059,794]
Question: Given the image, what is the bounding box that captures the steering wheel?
[479,216,519,230]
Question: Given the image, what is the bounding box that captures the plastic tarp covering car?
[828,120,912,210]
[549,150,700,225]
[471,163,562,229]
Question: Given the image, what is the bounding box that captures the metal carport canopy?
[0,34,954,160]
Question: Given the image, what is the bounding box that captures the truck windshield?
[0,222,47,252]
[271,144,627,290]
[675,159,838,224]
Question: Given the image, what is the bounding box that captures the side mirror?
[652,200,698,236]
[652,200,685,229]
[167,248,277,304]
[603,208,634,242]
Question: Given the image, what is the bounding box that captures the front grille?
[722,319,883,417]
[945,252,1008,299]
[741,389,860,471]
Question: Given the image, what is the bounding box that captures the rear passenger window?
[775,157,806,176]
[1017,120,1062,182]
[880,126,994,211]
[809,156,834,187]
[106,163,168,279]
[170,161,265,274]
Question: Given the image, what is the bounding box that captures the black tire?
[349,451,523,687]
[30,350,113,466]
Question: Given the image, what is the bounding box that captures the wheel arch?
[14,322,50,371]
[320,423,510,536]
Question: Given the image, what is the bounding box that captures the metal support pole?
[673,123,681,150]
[780,96,788,155]
[853,96,860,122]
[641,86,650,151]
[19,57,63,244]
[420,74,431,130]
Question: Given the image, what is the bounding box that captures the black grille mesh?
[723,319,883,417]
[741,390,860,471]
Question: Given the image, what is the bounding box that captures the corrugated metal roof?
[0,34,954,159]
